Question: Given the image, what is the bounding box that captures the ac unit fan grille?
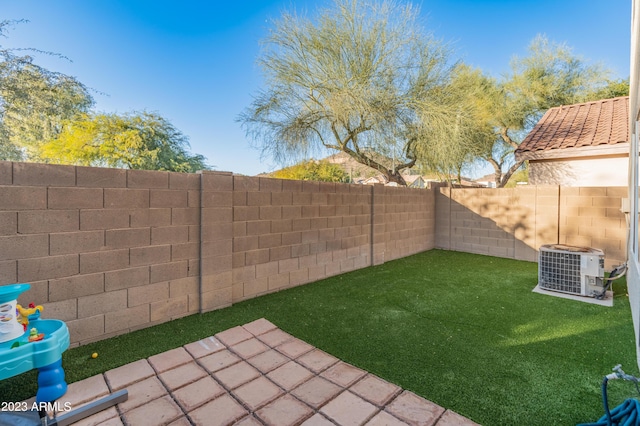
[539,251,582,294]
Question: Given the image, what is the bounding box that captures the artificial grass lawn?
[1,249,637,425]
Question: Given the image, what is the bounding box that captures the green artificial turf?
[1,249,637,425]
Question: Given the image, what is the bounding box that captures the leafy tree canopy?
[475,35,613,187]
[240,0,467,186]
[0,20,94,161]
[0,20,209,172]
[40,111,210,172]
[271,159,348,182]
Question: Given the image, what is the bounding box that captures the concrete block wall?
[1,159,630,346]
[435,185,627,269]
[372,185,435,264]
[230,177,372,302]
[0,162,201,346]
[558,186,627,268]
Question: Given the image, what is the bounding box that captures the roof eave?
[516,142,630,161]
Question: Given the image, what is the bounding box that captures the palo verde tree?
[40,111,209,172]
[240,0,462,186]
[482,35,611,187]
[0,20,94,161]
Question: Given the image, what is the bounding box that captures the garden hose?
[579,365,640,426]
[596,264,627,300]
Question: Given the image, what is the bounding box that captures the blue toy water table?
[0,284,127,426]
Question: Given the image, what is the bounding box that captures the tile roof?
[515,96,629,155]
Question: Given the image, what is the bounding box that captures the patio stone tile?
[172,376,226,412]
[230,337,270,359]
[301,413,336,426]
[235,415,264,426]
[276,338,314,359]
[158,361,208,391]
[167,417,192,426]
[247,348,290,373]
[183,336,225,358]
[385,391,445,426]
[435,410,480,426]
[188,394,249,426]
[148,347,193,373]
[232,376,284,411]
[291,376,343,409]
[68,406,120,426]
[266,360,314,390]
[57,374,109,407]
[350,374,402,407]
[256,328,294,347]
[215,325,253,346]
[117,376,167,413]
[242,318,277,336]
[297,349,339,373]
[105,359,155,391]
[320,361,367,388]
[366,410,411,426]
[255,394,313,426]
[198,349,241,373]
[320,390,378,426]
[122,395,182,426]
[213,361,261,389]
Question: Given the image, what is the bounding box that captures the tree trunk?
[385,171,408,186]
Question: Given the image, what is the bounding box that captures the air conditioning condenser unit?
[538,244,605,297]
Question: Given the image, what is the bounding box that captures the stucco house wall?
[529,154,629,186]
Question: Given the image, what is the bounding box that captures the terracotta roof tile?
[516,96,629,154]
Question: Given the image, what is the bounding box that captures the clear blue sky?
[1,0,632,176]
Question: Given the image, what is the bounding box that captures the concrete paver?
[183,336,225,358]
[255,394,314,426]
[291,376,342,409]
[320,390,379,426]
[321,361,367,387]
[172,376,225,412]
[158,361,208,391]
[187,394,248,426]
[350,374,402,407]
[247,348,290,373]
[266,360,314,390]
[148,347,194,373]
[62,319,479,426]
[104,359,155,391]
[198,348,241,373]
[297,348,339,373]
[385,391,447,426]
[232,376,284,410]
[230,337,270,358]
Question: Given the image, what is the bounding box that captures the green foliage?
[40,111,209,172]
[271,159,348,182]
[0,20,94,160]
[587,78,629,99]
[471,35,612,187]
[504,166,529,188]
[240,0,459,185]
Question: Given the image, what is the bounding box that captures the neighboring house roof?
[515,96,629,161]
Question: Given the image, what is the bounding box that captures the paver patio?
[44,319,479,425]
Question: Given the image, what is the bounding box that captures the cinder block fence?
[0,162,434,346]
[0,161,627,346]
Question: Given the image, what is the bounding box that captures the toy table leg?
[36,359,67,405]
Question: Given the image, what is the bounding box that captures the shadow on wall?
[435,186,627,269]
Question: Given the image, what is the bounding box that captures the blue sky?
[1,0,632,177]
